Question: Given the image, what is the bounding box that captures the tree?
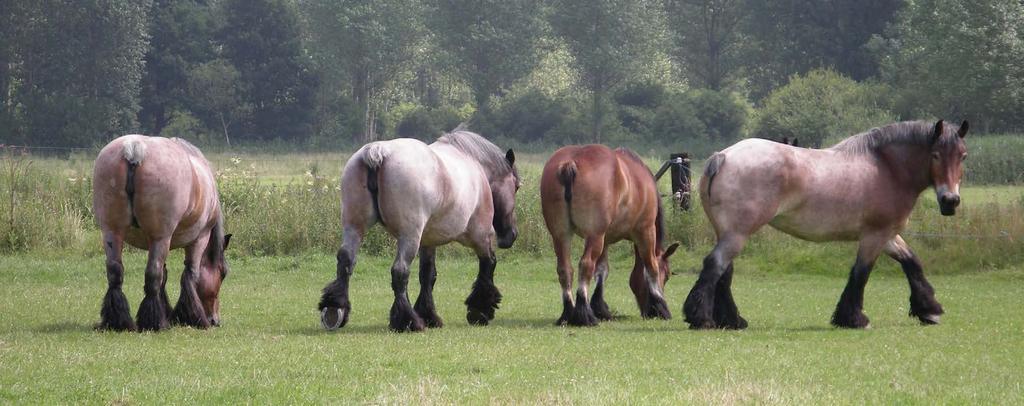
[138,0,218,135]
[550,0,667,141]
[873,0,1024,132]
[299,0,426,142]
[218,0,317,141]
[8,0,152,147]
[740,0,903,101]
[664,0,748,91]
[189,59,249,147]
[428,0,547,124]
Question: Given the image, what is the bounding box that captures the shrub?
[395,105,469,140]
[690,89,749,141]
[651,93,705,142]
[494,90,571,142]
[753,69,894,147]
[615,80,666,108]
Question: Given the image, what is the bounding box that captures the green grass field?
[1,253,1022,404]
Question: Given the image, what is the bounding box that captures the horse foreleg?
[99,233,135,331]
[712,263,747,329]
[319,227,363,330]
[831,234,888,329]
[173,238,212,329]
[389,237,425,332]
[589,249,613,321]
[136,237,172,331]
[413,246,443,328]
[685,234,745,329]
[466,246,502,326]
[636,237,671,321]
[568,235,604,327]
[885,235,943,325]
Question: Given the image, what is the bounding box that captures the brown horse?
[540,145,679,326]
[93,135,231,331]
[684,120,968,329]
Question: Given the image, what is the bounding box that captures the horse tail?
[703,152,726,200]
[360,143,389,226]
[121,139,146,228]
[557,160,577,203]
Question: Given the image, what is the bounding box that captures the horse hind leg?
[636,237,672,321]
[685,234,746,329]
[389,236,426,332]
[589,249,613,321]
[98,234,135,331]
[413,246,443,328]
[885,235,943,325]
[712,263,748,329]
[567,235,604,327]
[319,227,365,330]
[136,237,172,331]
[552,235,575,326]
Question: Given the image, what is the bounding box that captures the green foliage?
[138,0,218,135]
[689,89,749,141]
[549,0,667,141]
[218,0,317,141]
[4,0,152,147]
[753,69,894,147]
[664,0,747,90]
[651,93,706,142]
[494,90,572,142]
[395,106,466,140]
[740,0,903,100]
[872,0,1024,132]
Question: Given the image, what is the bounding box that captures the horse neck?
[875,143,933,194]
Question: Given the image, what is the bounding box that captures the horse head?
[198,231,232,326]
[929,120,969,216]
[492,149,520,249]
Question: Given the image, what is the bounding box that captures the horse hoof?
[321,307,346,331]
[688,321,716,330]
[919,314,941,325]
[467,310,490,326]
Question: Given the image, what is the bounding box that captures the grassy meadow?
[1,135,1023,403]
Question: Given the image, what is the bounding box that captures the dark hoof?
[917,313,941,325]
[567,304,598,327]
[99,289,136,332]
[831,311,871,329]
[414,300,444,328]
[136,296,170,332]
[644,296,672,320]
[719,315,748,330]
[591,300,613,321]
[390,302,426,332]
[467,309,490,326]
[688,320,717,330]
[321,307,349,331]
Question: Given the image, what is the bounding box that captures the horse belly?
[768,210,862,242]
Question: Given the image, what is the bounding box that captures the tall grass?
[3,146,1022,275]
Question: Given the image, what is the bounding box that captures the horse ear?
[223,234,232,250]
[931,120,944,144]
[505,149,515,166]
[662,242,680,259]
[958,120,969,138]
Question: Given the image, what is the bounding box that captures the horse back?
[93,135,220,249]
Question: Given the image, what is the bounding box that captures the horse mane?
[829,120,939,155]
[615,147,667,250]
[437,130,512,177]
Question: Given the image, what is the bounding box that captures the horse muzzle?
[938,193,960,216]
[497,229,518,249]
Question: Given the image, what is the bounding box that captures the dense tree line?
[1,0,1022,148]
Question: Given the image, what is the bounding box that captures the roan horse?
[318,130,520,332]
[93,135,231,331]
[540,145,679,326]
[684,120,968,329]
